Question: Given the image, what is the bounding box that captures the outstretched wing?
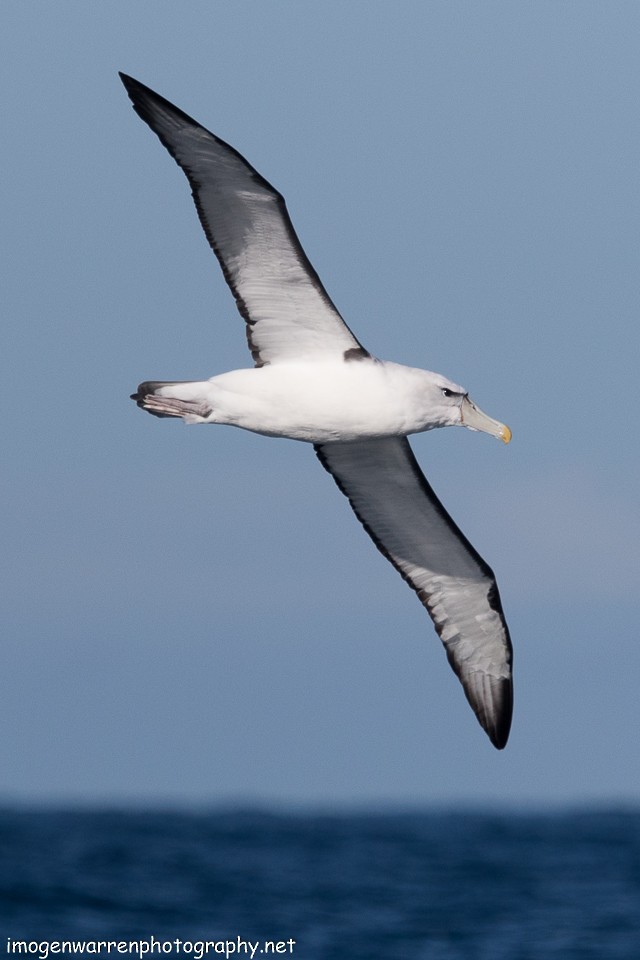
[120,74,368,367]
[315,436,513,748]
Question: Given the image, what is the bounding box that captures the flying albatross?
[120,73,514,749]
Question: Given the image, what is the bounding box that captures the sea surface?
[1,808,639,959]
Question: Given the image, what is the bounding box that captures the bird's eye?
[442,388,454,398]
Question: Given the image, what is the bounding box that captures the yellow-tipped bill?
[499,423,512,444]
[461,396,511,444]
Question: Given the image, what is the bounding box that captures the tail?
[131,380,213,422]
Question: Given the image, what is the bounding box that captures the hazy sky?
[2,1,639,807]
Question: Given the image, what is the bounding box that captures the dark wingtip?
[119,72,141,98]
[119,73,159,113]
[486,679,513,750]
[119,72,141,92]
[490,726,510,751]
[119,72,205,143]
[119,73,159,104]
[457,665,513,750]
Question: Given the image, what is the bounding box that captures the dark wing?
[120,74,368,367]
[315,437,513,748]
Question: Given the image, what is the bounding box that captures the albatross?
[120,74,514,749]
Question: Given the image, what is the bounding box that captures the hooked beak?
[461,395,511,444]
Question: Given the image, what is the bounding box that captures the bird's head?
[428,375,511,443]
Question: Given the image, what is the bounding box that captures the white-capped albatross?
[120,74,514,749]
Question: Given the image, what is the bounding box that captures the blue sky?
[2,0,639,807]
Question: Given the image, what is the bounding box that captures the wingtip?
[484,679,513,750]
[119,71,135,90]
[119,72,150,102]
[489,721,511,751]
[119,72,148,111]
[118,73,204,140]
[459,669,513,749]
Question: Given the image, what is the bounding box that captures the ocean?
[1,808,639,959]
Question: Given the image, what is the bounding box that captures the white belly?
[201,359,432,443]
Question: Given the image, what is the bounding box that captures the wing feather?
[315,437,513,748]
[120,74,368,366]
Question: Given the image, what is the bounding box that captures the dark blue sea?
[1,808,639,959]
